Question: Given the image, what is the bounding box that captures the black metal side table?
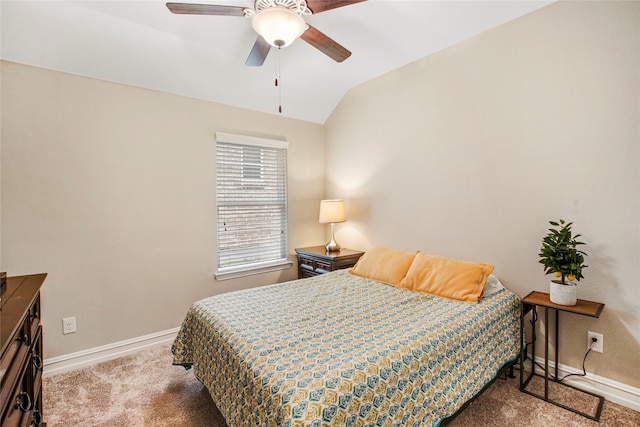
[520,291,605,421]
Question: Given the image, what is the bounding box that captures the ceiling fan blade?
[300,25,351,63]
[166,3,246,17]
[306,0,367,14]
[246,36,271,67]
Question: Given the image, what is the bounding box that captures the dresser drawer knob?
[33,354,43,370]
[16,391,33,412]
[18,332,30,346]
[32,409,43,426]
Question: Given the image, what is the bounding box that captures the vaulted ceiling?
[1,1,552,123]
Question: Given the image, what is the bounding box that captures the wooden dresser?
[295,246,364,279]
[1,273,47,427]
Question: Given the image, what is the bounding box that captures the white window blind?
[215,133,289,277]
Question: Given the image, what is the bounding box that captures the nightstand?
[520,291,605,421]
[295,246,364,279]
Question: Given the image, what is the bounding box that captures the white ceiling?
[0,0,552,124]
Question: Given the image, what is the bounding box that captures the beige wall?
[1,61,326,358]
[325,1,639,388]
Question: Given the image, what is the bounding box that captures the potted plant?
[538,219,588,306]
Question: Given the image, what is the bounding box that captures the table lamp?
[319,199,346,253]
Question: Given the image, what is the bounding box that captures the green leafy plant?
[538,219,588,284]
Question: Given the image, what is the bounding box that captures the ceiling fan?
[166,0,366,66]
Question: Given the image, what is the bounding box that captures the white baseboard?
[43,327,179,378]
[529,355,640,412]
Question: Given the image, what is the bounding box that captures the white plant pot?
[549,280,577,306]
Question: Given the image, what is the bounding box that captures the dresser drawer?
[1,359,32,427]
[30,327,44,402]
[297,255,315,269]
[29,329,45,427]
[1,319,31,417]
[300,269,322,279]
[299,256,334,274]
[28,295,41,340]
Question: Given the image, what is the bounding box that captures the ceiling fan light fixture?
[251,6,306,48]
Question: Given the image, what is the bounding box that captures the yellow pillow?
[349,245,416,285]
[397,251,494,303]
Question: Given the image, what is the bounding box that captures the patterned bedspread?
[172,270,520,427]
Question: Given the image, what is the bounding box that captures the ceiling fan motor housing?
[252,6,307,47]
[251,0,312,48]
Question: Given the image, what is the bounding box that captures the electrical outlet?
[587,331,603,353]
[63,317,76,335]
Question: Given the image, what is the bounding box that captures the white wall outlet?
[63,316,76,335]
[587,331,603,353]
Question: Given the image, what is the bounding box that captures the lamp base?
[325,240,341,253]
[325,223,340,253]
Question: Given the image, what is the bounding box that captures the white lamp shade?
[319,199,346,224]
[251,7,306,48]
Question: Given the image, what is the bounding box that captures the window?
[215,132,291,280]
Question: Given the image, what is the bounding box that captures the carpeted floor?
[43,342,640,426]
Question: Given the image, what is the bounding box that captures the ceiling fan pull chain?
[276,46,282,113]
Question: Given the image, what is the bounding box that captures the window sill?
[215,259,293,281]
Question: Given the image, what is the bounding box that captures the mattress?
[172,269,520,426]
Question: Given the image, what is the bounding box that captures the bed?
[172,248,520,427]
